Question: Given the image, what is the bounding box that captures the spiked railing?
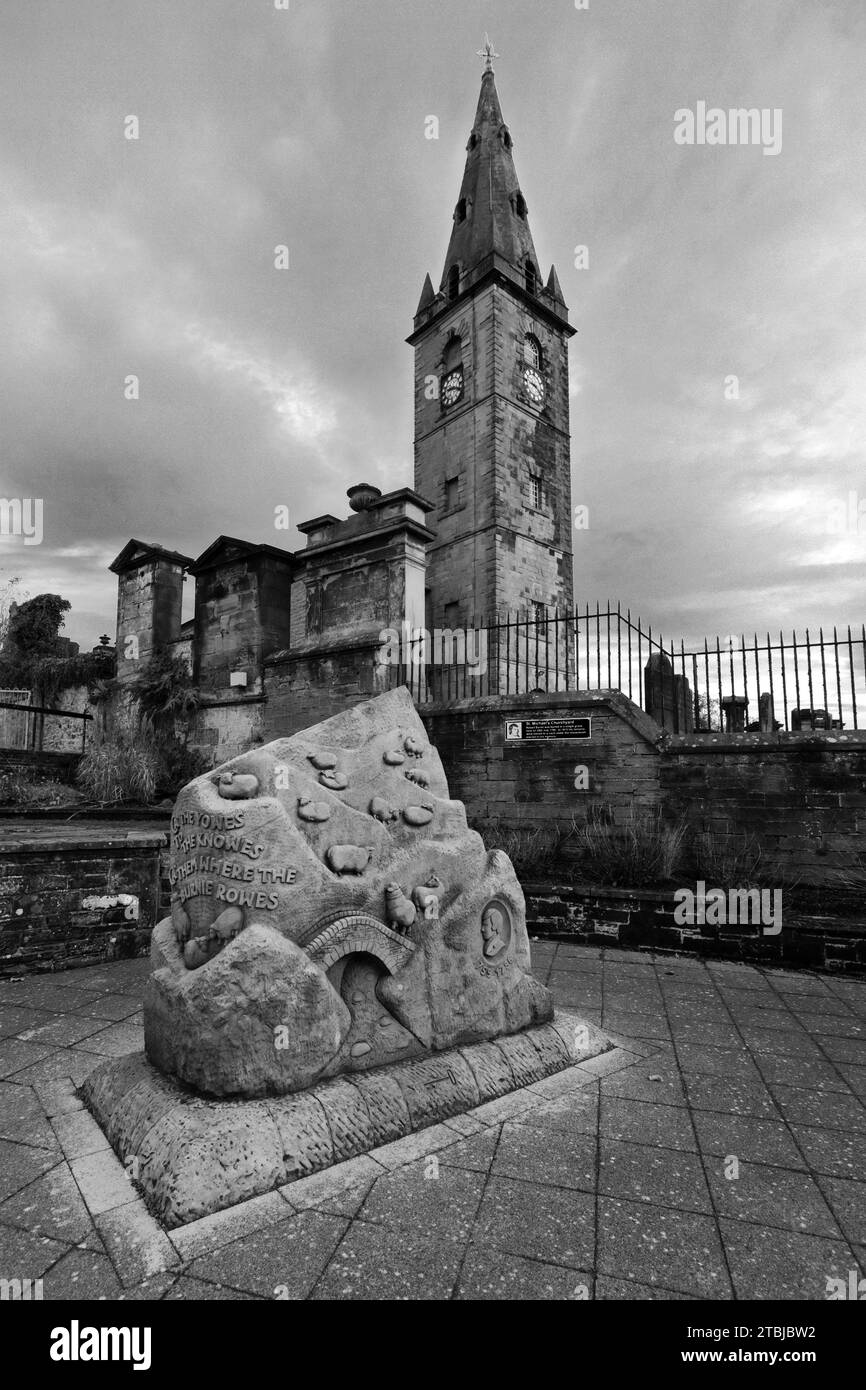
[389,604,866,734]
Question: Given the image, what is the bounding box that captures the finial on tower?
[476,33,499,73]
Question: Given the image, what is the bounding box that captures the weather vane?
[477,33,499,72]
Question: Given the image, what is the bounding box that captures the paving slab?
[187,1211,349,1300]
[706,1161,841,1237]
[1,944,864,1300]
[719,1219,861,1300]
[597,1196,732,1299]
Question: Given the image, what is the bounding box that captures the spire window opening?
[455,198,467,224]
[514,192,527,219]
[447,264,461,301]
[500,125,513,150]
[524,259,538,296]
[440,335,464,409]
[524,335,542,369]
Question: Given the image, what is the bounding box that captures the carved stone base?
[82,1011,609,1229]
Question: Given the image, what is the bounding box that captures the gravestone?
[83,687,607,1225]
[644,653,694,732]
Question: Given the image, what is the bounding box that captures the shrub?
[77,652,207,804]
[76,715,160,804]
[569,805,688,887]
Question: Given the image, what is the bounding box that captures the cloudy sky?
[1,0,864,650]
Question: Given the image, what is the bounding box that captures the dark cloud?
[0,0,863,649]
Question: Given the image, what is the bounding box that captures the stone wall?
[191,547,294,696]
[420,691,662,827]
[419,692,866,889]
[0,826,167,973]
[40,685,92,754]
[263,634,392,740]
[661,733,866,888]
[187,696,266,767]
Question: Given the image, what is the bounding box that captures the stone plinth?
[82,1010,608,1227]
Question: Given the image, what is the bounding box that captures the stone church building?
[108,54,576,762]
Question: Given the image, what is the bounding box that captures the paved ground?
[0,944,864,1300]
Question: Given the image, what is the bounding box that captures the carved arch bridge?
[298,913,416,976]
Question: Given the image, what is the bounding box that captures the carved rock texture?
[147,686,553,1097]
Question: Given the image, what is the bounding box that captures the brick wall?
[0,750,80,785]
[0,828,167,973]
[523,882,866,972]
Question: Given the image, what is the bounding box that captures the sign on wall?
[504,717,592,741]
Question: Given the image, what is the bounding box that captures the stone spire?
[436,51,543,297]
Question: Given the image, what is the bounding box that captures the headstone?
[758,691,780,732]
[145,686,553,1097]
[644,653,694,732]
[720,694,749,732]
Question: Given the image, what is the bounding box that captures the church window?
[533,601,548,630]
[514,192,527,219]
[500,126,513,150]
[525,259,538,295]
[456,198,467,223]
[447,264,460,301]
[444,601,460,629]
[529,475,543,509]
[445,476,459,510]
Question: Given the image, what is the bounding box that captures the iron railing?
[392,603,866,733]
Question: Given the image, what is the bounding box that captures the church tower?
[409,41,575,631]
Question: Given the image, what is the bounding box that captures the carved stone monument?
[84,688,607,1226]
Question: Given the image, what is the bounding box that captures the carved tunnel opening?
[302,912,415,978]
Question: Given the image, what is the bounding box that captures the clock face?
[441,368,464,408]
[524,367,545,406]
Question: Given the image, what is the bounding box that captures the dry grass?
[475,818,565,876]
[690,827,765,888]
[569,806,688,887]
